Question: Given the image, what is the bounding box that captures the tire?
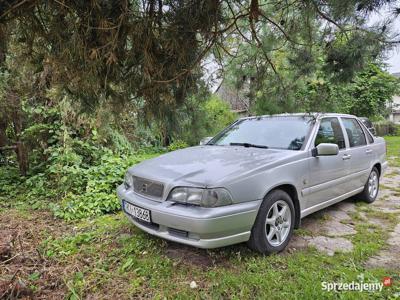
[247,189,295,254]
[357,167,380,203]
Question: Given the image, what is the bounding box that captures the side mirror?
[312,143,339,157]
[199,137,213,145]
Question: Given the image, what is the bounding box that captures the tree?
[0,0,399,174]
[0,0,398,113]
[337,64,400,118]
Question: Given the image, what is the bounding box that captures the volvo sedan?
[117,113,387,254]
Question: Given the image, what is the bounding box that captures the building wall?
[392,95,400,106]
[393,113,400,124]
[389,95,400,124]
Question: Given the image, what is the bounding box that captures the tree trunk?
[8,91,29,176]
[15,141,28,175]
[0,120,7,148]
[0,24,6,64]
[0,119,7,160]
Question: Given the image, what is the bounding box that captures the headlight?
[167,187,233,207]
[124,172,133,189]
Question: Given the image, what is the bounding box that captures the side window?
[359,120,374,144]
[342,118,367,147]
[315,117,345,149]
[366,131,374,144]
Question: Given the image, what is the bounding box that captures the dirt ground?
[0,211,71,299]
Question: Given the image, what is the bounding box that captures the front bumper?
[117,185,261,248]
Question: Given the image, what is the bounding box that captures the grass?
[1,137,400,299]
[33,210,399,299]
[384,136,400,167]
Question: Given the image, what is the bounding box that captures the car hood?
[129,145,299,187]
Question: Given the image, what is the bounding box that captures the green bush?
[0,167,22,204]
[178,95,237,145]
[203,95,237,135]
[0,137,162,219]
[373,121,400,136]
[50,151,160,220]
[167,139,188,151]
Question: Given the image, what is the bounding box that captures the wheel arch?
[372,162,381,177]
[263,183,301,229]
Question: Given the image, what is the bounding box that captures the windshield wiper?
[229,142,269,149]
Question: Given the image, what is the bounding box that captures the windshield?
[209,116,314,150]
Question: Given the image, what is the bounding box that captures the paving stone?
[324,207,351,221]
[367,217,390,229]
[365,218,400,271]
[306,236,353,256]
[335,201,357,214]
[286,235,309,252]
[321,219,357,236]
[300,217,322,235]
[388,223,400,246]
[365,247,400,271]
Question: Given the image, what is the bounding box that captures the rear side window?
[361,118,373,128]
[342,118,367,147]
[359,120,374,144]
[315,117,345,149]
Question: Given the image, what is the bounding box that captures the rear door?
[341,117,371,190]
[305,117,352,210]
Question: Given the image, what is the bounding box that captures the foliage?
[247,63,399,118]
[0,167,21,203]
[177,95,237,145]
[217,0,398,116]
[1,0,398,118]
[0,133,162,219]
[167,140,189,152]
[374,121,400,137]
[203,95,237,135]
[51,151,159,220]
[338,64,400,118]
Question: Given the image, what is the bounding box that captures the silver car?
[117,113,387,254]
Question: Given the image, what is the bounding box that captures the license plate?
[123,201,151,223]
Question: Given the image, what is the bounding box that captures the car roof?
[239,113,357,121]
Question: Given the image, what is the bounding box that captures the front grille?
[133,176,164,199]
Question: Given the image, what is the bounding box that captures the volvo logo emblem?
[141,183,148,192]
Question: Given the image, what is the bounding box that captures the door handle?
[342,154,352,160]
[365,149,373,154]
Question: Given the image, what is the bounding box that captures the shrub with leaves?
[51,151,160,220]
[167,140,188,152]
